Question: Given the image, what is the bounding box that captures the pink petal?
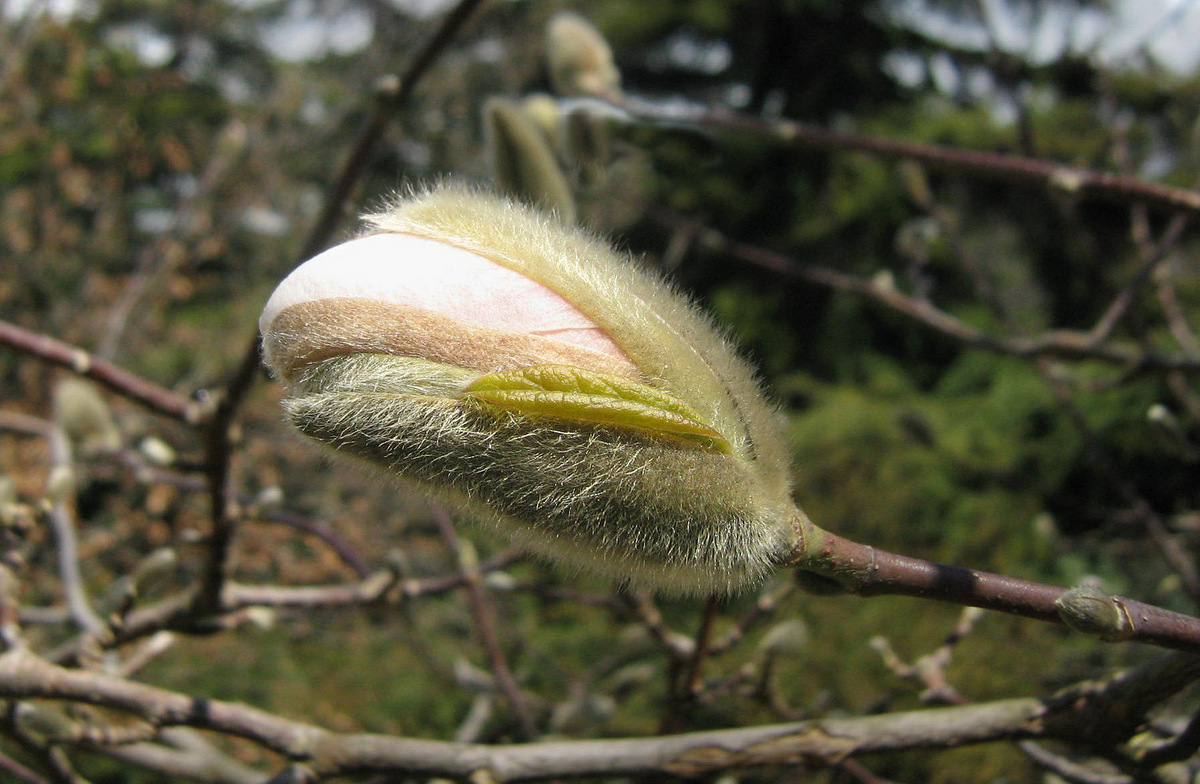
[260,233,628,361]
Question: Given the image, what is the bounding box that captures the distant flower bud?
[483,97,577,223]
[253,485,285,515]
[44,464,75,507]
[259,186,798,594]
[53,378,121,455]
[137,436,176,467]
[546,12,622,101]
[757,619,809,657]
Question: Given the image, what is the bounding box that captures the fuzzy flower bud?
[259,185,797,593]
[546,12,622,101]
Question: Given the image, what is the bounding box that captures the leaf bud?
[1055,583,1133,641]
[259,185,798,594]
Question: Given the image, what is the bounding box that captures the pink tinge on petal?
[260,233,629,361]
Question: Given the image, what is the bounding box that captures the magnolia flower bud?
[259,186,797,593]
[53,378,121,455]
[546,12,622,101]
[483,97,577,223]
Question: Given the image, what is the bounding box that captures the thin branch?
[299,0,489,261]
[672,216,1200,373]
[1156,264,1200,359]
[709,582,794,657]
[432,509,536,740]
[630,103,1200,218]
[103,446,371,579]
[619,591,693,661]
[1019,742,1131,784]
[899,162,1006,320]
[99,121,246,360]
[660,596,719,734]
[101,741,263,784]
[207,2,494,559]
[218,0,491,425]
[1037,368,1200,605]
[838,758,904,784]
[1137,709,1200,768]
[1087,211,1189,346]
[192,389,244,617]
[871,607,983,705]
[0,746,51,784]
[0,413,104,635]
[790,516,1200,653]
[0,321,199,424]
[224,572,397,610]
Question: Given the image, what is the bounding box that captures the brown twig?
[619,591,693,661]
[633,104,1200,218]
[871,607,983,705]
[660,596,720,734]
[1137,709,1200,767]
[0,321,199,424]
[0,749,50,784]
[1038,369,1200,605]
[675,217,1200,372]
[1019,741,1131,784]
[1087,210,1189,346]
[791,518,1200,653]
[213,0,493,517]
[432,509,537,740]
[898,161,1006,320]
[709,582,794,657]
[299,0,489,261]
[220,0,491,416]
[104,446,371,578]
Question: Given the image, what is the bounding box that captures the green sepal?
[463,365,732,454]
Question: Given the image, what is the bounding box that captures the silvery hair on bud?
[265,185,798,594]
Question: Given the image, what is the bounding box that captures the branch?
[709,582,793,657]
[787,518,1200,653]
[433,509,537,740]
[0,648,1196,781]
[0,413,104,635]
[668,215,1200,373]
[100,728,263,784]
[871,607,983,705]
[659,595,719,734]
[0,321,198,424]
[630,103,1200,218]
[98,120,246,361]
[0,747,50,784]
[1019,741,1131,784]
